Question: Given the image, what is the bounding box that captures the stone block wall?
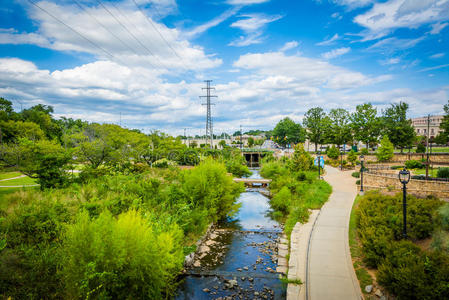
[362,172,449,200]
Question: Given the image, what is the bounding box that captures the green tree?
[0,120,45,143]
[14,138,72,189]
[328,108,352,147]
[247,137,255,148]
[347,149,357,166]
[376,135,394,162]
[219,140,227,148]
[0,97,14,121]
[272,117,305,147]
[21,104,62,140]
[350,103,381,149]
[303,107,330,152]
[290,143,313,171]
[440,100,449,142]
[382,102,416,152]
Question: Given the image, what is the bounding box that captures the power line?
[130,0,186,67]
[27,0,122,63]
[72,0,144,60]
[95,0,164,69]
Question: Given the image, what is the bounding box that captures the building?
[411,115,444,139]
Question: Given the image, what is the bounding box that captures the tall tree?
[439,100,449,143]
[272,117,305,147]
[328,108,352,148]
[382,102,416,152]
[303,107,330,152]
[350,103,381,149]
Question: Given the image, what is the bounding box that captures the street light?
[398,168,411,239]
[360,155,365,193]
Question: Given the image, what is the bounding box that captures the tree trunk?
[315,142,318,152]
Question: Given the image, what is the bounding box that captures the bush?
[351,171,360,178]
[416,143,426,153]
[439,203,449,231]
[360,148,369,155]
[327,145,339,159]
[390,165,403,170]
[290,143,313,171]
[153,158,177,168]
[225,158,251,177]
[271,186,291,213]
[347,150,357,165]
[376,135,394,162]
[405,160,425,169]
[437,167,449,179]
[378,241,449,300]
[356,179,360,185]
[181,159,244,222]
[61,210,184,299]
[356,191,442,267]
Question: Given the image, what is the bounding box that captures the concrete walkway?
[306,166,362,300]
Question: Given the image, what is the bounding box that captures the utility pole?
[200,80,217,149]
[426,114,430,179]
[240,125,243,150]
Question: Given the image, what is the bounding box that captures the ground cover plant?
[260,144,332,236]
[354,191,449,299]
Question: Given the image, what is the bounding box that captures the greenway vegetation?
[260,144,332,236]
[354,191,449,299]
[0,97,254,298]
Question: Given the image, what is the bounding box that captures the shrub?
[378,241,449,300]
[351,171,360,178]
[405,160,425,169]
[390,165,403,170]
[360,148,369,155]
[356,191,442,267]
[153,158,177,168]
[327,146,339,159]
[61,210,184,299]
[439,203,449,231]
[260,161,286,179]
[347,150,357,165]
[271,186,291,213]
[376,135,394,162]
[225,158,251,177]
[437,167,449,179]
[181,159,244,222]
[356,179,360,185]
[290,143,313,171]
[416,143,426,153]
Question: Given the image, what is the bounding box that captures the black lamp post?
[360,155,364,193]
[340,147,343,171]
[398,168,411,239]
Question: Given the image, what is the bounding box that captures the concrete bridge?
[241,149,273,167]
[233,177,271,187]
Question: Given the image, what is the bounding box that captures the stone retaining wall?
[319,153,449,164]
[362,172,449,200]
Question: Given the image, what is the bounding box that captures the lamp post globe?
[398,168,411,239]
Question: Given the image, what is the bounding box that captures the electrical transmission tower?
[200,80,217,149]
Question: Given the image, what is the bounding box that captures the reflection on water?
[176,169,286,300]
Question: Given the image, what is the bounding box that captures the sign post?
[314,154,325,179]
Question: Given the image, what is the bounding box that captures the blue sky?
[0,0,448,135]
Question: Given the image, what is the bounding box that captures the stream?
[175,169,286,300]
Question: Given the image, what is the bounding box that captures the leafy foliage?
[303,107,330,151]
[437,167,449,178]
[272,117,305,147]
[405,160,425,169]
[326,145,340,159]
[350,103,381,149]
[376,135,394,162]
[382,102,416,151]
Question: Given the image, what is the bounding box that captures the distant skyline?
[0,0,448,135]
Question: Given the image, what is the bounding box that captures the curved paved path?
[306,166,362,300]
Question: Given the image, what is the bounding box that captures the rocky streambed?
[176,171,287,300]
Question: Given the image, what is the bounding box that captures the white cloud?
[331,0,374,9]
[331,12,343,20]
[430,22,449,34]
[14,1,221,72]
[321,47,350,59]
[229,13,282,46]
[380,57,400,65]
[430,53,445,59]
[368,37,425,53]
[185,6,240,38]
[280,41,299,52]
[354,0,449,40]
[227,0,270,4]
[316,33,340,46]
[419,63,449,72]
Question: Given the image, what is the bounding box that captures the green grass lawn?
[412,168,439,177]
[0,171,23,180]
[430,147,449,153]
[0,186,39,212]
[0,176,37,186]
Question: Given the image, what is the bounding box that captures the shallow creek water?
[175,170,286,300]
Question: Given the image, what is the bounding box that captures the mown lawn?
[0,172,23,180]
[0,176,37,186]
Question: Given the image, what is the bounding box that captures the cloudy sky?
[1,0,448,135]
